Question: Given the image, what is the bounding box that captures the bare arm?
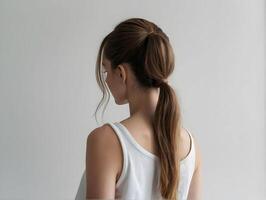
[187,136,202,200]
[85,126,120,199]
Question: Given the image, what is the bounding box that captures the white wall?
[0,0,265,199]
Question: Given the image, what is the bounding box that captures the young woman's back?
[75,117,201,200]
[107,119,196,200]
[78,17,202,199]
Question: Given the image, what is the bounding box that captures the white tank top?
[75,121,196,200]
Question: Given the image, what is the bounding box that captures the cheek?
[113,87,128,105]
[106,75,127,104]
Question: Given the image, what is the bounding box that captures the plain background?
[0,0,265,199]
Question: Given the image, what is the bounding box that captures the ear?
[117,64,127,83]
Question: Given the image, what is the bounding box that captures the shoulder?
[180,127,202,170]
[87,124,116,146]
[85,124,122,197]
[86,123,122,169]
[191,132,202,171]
[86,124,121,157]
[187,131,202,198]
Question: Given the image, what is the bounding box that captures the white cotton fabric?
[75,122,196,200]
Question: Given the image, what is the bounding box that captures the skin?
[86,56,202,199]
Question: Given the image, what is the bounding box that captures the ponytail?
[145,32,182,200]
[153,82,181,200]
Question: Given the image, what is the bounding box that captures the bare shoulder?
[85,124,122,197]
[192,133,202,171]
[86,124,122,160]
[179,127,192,160]
[86,123,122,176]
[180,127,202,170]
[87,124,118,145]
[187,130,202,199]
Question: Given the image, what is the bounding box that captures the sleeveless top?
[75,122,196,200]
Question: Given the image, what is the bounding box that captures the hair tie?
[162,79,168,84]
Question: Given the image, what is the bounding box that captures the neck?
[128,87,160,123]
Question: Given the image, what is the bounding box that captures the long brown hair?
[93,17,182,200]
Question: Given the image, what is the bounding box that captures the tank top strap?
[182,127,196,169]
[105,122,129,187]
[184,127,194,148]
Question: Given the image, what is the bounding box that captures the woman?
[82,17,202,200]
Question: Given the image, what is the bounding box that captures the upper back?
[75,120,196,200]
[117,118,192,161]
[106,120,196,200]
